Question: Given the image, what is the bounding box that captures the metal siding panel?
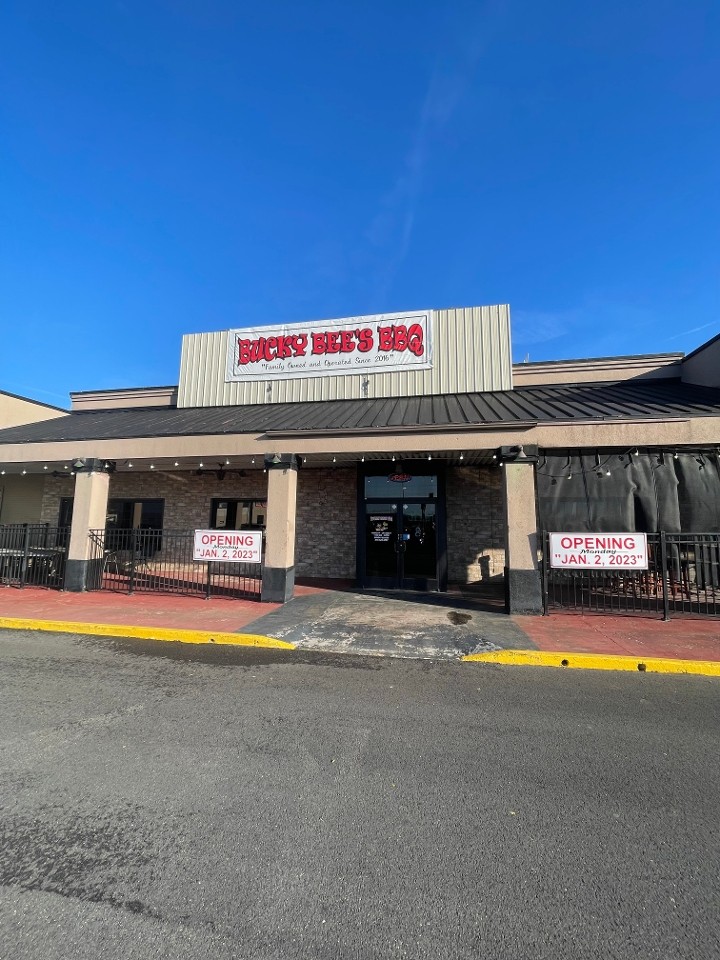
[175,306,513,409]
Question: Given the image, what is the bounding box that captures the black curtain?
[537,452,720,533]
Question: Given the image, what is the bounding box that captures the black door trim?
[356,461,447,592]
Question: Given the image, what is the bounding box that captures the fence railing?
[0,524,70,589]
[542,531,720,619]
[87,528,263,600]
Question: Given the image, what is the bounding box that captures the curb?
[0,617,295,650]
[462,649,720,675]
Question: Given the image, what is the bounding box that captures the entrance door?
[364,501,438,590]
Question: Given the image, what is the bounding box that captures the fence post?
[541,530,549,614]
[129,531,136,595]
[659,530,670,621]
[205,562,212,599]
[20,523,30,588]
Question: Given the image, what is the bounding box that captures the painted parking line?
[462,649,720,675]
[0,617,295,649]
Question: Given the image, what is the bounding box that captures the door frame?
[356,461,448,592]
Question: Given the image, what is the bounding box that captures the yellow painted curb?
[462,649,720,676]
[0,617,295,650]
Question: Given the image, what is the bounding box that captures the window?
[364,474,438,499]
[210,499,266,531]
[105,499,164,551]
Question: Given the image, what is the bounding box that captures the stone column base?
[64,558,92,592]
[505,567,543,614]
[261,565,295,603]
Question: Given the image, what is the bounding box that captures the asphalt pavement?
[1,628,719,960]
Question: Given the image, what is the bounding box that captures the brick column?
[261,454,298,603]
[65,460,111,591]
[502,448,542,614]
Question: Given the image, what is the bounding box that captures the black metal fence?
[0,524,69,589]
[543,531,720,618]
[87,529,262,600]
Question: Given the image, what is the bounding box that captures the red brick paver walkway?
[515,613,720,662]
[0,585,327,634]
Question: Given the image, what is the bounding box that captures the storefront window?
[105,498,164,531]
[105,499,164,550]
[210,499,266,530]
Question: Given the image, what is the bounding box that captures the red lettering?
[340,330,355,353]
[237,339,252,365]
[377,325,394,352]
[274,336,292,359]
[312,332,326,355]
[265,336,277,361]
[326,331,341,353]
[293,334,308,357]
[407,323,424,357]
[357,328,373,352]
[560,537,572,549]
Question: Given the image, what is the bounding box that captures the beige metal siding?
[0,476,45,523]
[177,305,512,408]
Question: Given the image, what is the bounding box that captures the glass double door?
[364,501,438,590]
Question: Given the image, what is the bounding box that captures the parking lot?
[1,628,719,959]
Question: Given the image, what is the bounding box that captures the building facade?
[1,305,719,614]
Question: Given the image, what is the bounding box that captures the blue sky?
[1,0,718,405]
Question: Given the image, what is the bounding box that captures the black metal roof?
[0,379,719,445]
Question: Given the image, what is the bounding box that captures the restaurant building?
[0,304,719,615]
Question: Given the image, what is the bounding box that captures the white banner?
[226,311,433,381]
[549,533,649,570]
[193,530,263,564]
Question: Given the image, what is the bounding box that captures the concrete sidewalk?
[0,583,718,666]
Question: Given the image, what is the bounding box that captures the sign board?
[226,311,433,382]
[369,515,394,543]
[193,530,262,564]
[549,533,648,570]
